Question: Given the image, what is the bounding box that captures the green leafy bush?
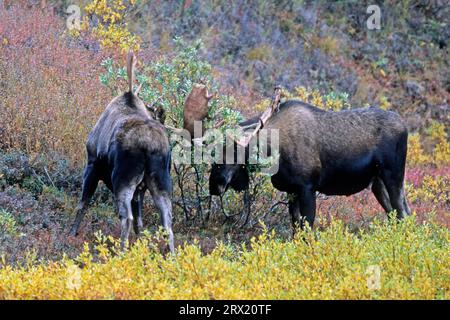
[0,210,21,238]
[99,37,244,221]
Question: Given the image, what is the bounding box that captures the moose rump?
[69,52,173,251]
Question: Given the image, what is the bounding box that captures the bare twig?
[257,201,288,226]
[174,163,190,221]
[44,166,56,189]
[193,165,204,222]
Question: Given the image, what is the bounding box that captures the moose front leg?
[288,193,301,233]
[297,185,316,229]
[289,185,316,233]
[240,190,252,227]
[371,177,393,213]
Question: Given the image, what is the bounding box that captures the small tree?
[99,37,242,222]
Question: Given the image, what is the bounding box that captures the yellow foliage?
[311,35,339,56]
[246,45,272,62]
[408,122,450,167]
[379,95,390,110]
[0,218,448,299]
[428,121,450,166]
[325,94,344,111]
[407,133,431,166]
[433,141,450,166]
[310,89,324,108]
[293,86,308,101]
[253,98,271,112]
[406,175,449,204]
[289,86,349,111]
[254,85,345,112]
[84,0,141,52]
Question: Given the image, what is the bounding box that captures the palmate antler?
[165,83,214,138]
[183,83,213,137]
[236,86,282,148]
[159,82,282,150]
[125,51,212,135]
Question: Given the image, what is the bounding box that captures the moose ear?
[156,106,166,124]
[229,166,249,192]
[146,102,166,124]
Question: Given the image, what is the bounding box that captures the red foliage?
[0,4,112,166]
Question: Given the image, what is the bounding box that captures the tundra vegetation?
[0,1,448,299]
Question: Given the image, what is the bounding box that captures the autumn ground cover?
[0,2,448,299]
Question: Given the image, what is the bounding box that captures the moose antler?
[236,86,282,148]
[135,83,143,96]
[183,83,213,138]
[165,125,187,135]
[126,50,137,93]
[163,84,213,139]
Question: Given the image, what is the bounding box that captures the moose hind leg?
[289,194,301,233]
[116,188,136,250]
[146,176,174,253]
[70,163,99,236]
[111,148,145,249]
[371,177,393,213]
[131,189,144,235]
[381,133,410,219]
[381,172,410,219]
[403,194,411,216]
[153,192,174,253]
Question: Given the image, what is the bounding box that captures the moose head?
[208,87,282,196]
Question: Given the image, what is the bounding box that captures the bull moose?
[209,96,411,229]
[69,51,174,251]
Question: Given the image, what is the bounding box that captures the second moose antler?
[183,83,213,138]
[237,86,282,148]
[165,83,213,138]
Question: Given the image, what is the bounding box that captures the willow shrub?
[99,37,242,221]
[0,216,447,299]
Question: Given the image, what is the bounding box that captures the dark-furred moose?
[210,90,411,230]
[69,51,174,251]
